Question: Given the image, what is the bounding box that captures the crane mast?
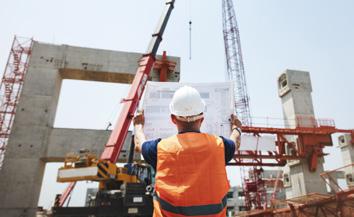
[222,0,266,210]
[222,0,251,126]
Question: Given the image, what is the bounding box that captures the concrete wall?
[278,70,315,128]
[278,69,327,199]
[338,134,354,187]
[0,41,180,217]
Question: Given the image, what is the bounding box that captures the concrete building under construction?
[0,37,353,217]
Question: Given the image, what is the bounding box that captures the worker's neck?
[177,126,201,134]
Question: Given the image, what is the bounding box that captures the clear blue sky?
[1,0,353,209]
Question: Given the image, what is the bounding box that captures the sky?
[1,0,354,209]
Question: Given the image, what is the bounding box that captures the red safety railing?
[247,116,335,129]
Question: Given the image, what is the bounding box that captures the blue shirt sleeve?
[141,138,161,170]
[220,136,235,164]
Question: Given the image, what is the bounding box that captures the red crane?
[57,0,176,206]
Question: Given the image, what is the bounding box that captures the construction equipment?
[243,167,267,210]
[53,142,155,217]
[222,0,274,210]
[52,1,175,216]
[222,0,251,126]
[57,149,138,185]
[230,119,354,169]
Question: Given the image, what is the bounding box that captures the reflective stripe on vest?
[154,193,227,216]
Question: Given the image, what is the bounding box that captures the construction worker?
[133,85,241,217]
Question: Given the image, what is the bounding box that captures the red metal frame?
[0,36,33,169]
[153,51,177,82]
[230,120,354,169]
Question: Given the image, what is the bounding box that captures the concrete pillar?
[0,41,180,217]
[338,134,354,188]
[278,69,327,198]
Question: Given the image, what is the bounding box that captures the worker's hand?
[230,114,242,150]
[230,114,242,129]
[133,110,146,153]
[133,110,145,127]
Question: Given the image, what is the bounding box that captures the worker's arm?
[133,110,146,153]
[230,114,242,149]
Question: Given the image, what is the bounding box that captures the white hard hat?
[169,86,206,117]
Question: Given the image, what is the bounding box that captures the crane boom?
[101,0,175,162]
[222,0,251,126]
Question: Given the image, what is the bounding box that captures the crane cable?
[188,0,192,60]
[189,20,192,60]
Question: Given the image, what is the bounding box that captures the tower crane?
[222,0,251,126]
[222,0,270,210]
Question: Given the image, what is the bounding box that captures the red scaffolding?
[0,36,33,169]
[243,167,267,210]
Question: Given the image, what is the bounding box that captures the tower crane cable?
[189,20,192,60]
[188,0,192,60]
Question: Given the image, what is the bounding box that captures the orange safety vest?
[153,132,230,217]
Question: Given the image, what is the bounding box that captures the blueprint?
[141,81,276,152]
[142,81,235,140]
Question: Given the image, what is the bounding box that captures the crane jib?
[102,0,175,163]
